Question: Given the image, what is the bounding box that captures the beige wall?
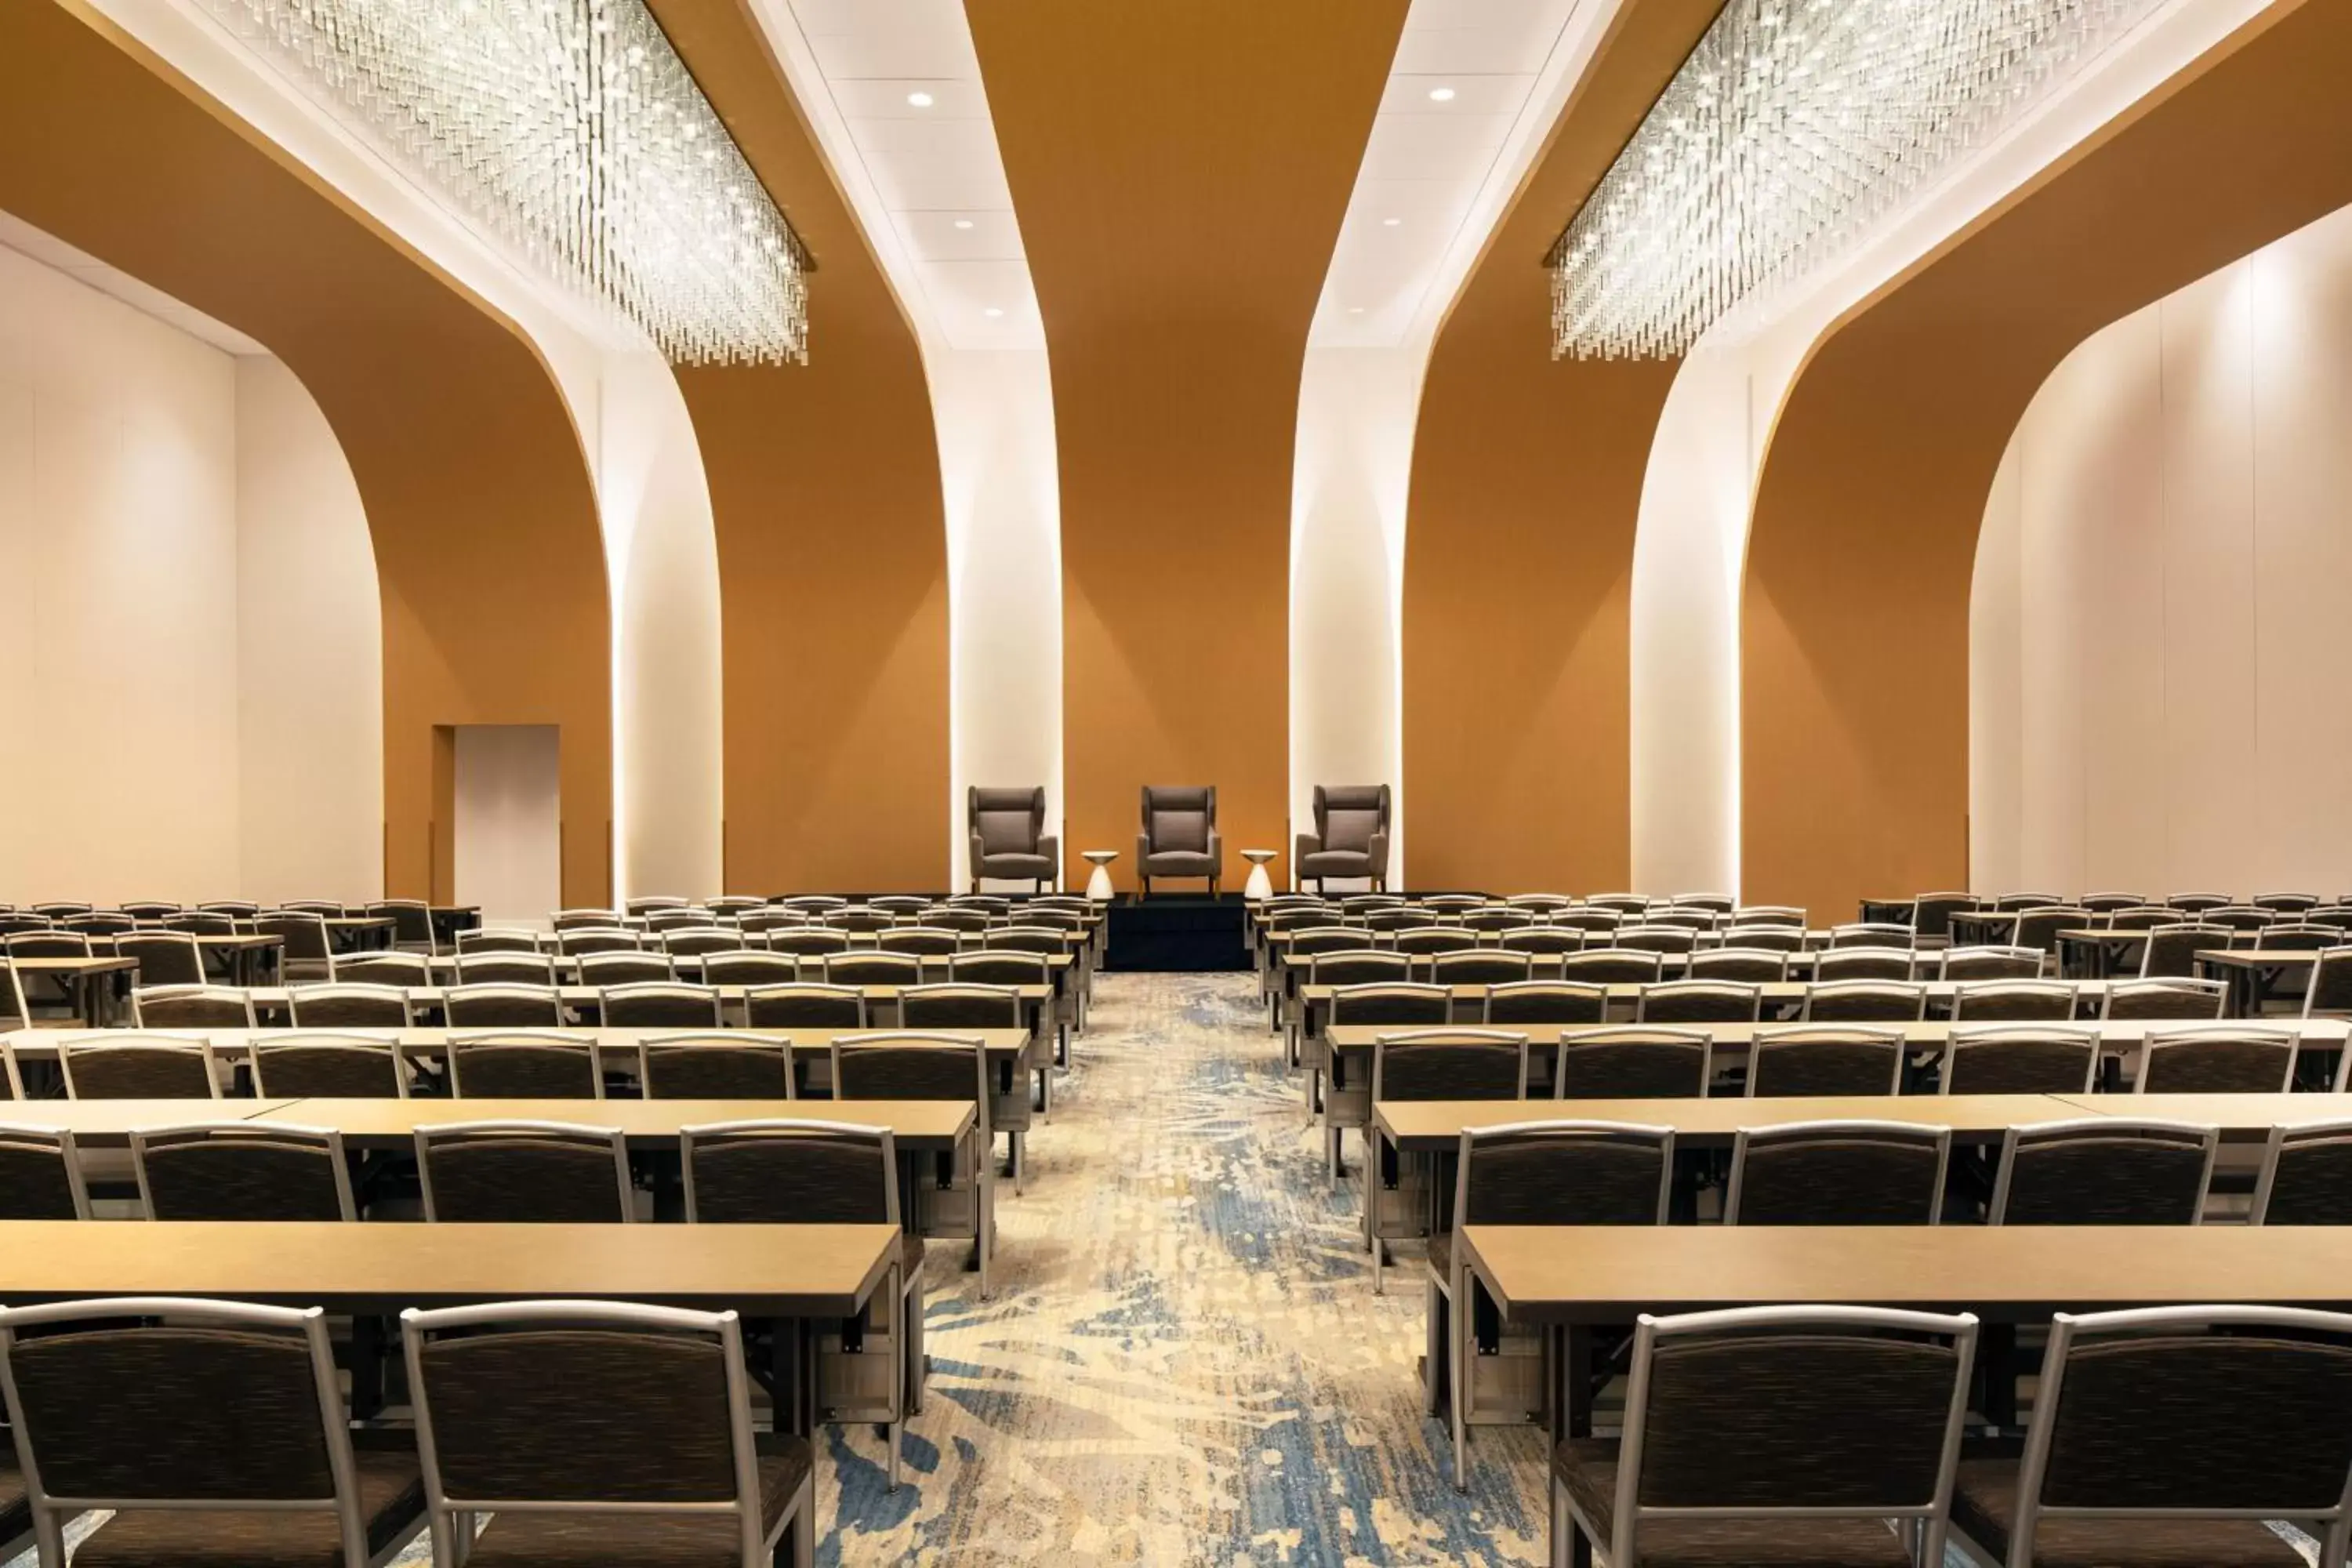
[1971,200,2352,898]
[235,354,383,905]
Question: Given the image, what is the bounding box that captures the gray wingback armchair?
[1138,786,1220,898]
[968,786,1058,893]
[1297,784,1391,893]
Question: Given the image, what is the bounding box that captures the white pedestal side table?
[1081,850,1119,902]
[1240,848,1278,902]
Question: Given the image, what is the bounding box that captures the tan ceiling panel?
[965,0,1409,889]
[0,0,612,904]
[647,0,950,893]
[1742,0,2352,920]
[1403,0,1722,893]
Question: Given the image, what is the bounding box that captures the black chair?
[1484,982,1606,1027]
[824,953,924,988]
[1747,1027,1906,1097]
[456,927,541,955]
[132,1122,358,1221]
[1367,1031,1529,1293]
[1989,1119,2216,1225]
[1719,924,1804,953]
[257,913,336,982]
[952,951,1050,987]
[1831,922,1915,949]
[559,927,648,957]
[1952,981,2077,1022]
[1429,950,1534,987]
[601,983,723,1029]
[2305,947,2352,1017]
[455,953,559,987]
[1555,1029,1711,1100]
[1431,1120,1672,1490]
[335,952,433,988]
[368,899,441,956]
[60,1035,219,1100]
[2140,924,2230,978]
[416,1121,631,1222]
[1688,948,1789,983]
[682,1119,920,1489]
[1320,984,1451,1176]
[0,1125,89,1218]
[662,929,742,960]
[448,1033,602,1099]
[443,982,565,1029]
[2103,978,2227,1020]
[115,931,205,988]
[1635,982,1759,1025]
[1727,1121,1949,1224]
[1559,950,1664,986]
[1912,891,1979,941]
[401,1301,811,1566]
[745,983,866,1032]
[1940,1026,2098,1095]
[2254,1120,2352,1225]
[1938,946,2044,982]
[251,1035,408,1098]
[132,983,257,1029]
[0,1297,426,1567]
[1616,926,1697,956]
[639,1033,796,1100]
[1948,1306,2352,1567]
[288,982,413,1029]
[831,1033,996,1297]
[1802,980,1926,1022]
[2137,1027,2297,1093]
[1814,946,1915,983]
[1553,1305,1975,1568]
[578,951,680,987]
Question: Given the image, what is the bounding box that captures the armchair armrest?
[968,830,989,869]
[1296,831,1324,865]
[1037,833,1059,871]
[1367,830,1390,876]
[1136,830,1152,865]
[1207,829,1223,866]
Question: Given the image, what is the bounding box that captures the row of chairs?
[103,978,1030,1033]
[0,1296,820,1567]
[1320,975,2235,1024]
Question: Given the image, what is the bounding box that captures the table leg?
[1980,1323,2017,1430]
[350,1316,386,1419]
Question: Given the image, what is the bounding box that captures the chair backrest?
[639,1034,797,1101]
[879,927,962,958]
[766,928,854,959]
[951,950,1049,986]
[288,982,413,1029]
[1831,922,1915,949]
[987,926,1069,956]
[1585,895,1652,915]
[696,951,797,988]
[1671,893,1734,914]
[336,951,433,987]
[900,983,1022,1031]
[1428,949,1534,986]
[257,913,332,963]
[551,908,622,930]
[2013,907,2092,953]
[1731,905,1806,927]
[2259,922,2342,953]
[1616,926,1697,955]
[579,951,680,987]
[2137,1027,2297,1093]
[1911,891,1977,938]
[1504,893,1574,913]
[365,902,440,952]
[1141,785,1215,851]
[2000,1305,2352,1567]
[1483,981,1606,1026]
[1309,950,1411,988]
[400,1302,768,1566]
[416,1121,631,1221]
[1601,1305,1975,1568]
[1997,891,2063,912]
[60,1036,219,1100]
[2078,891,2146,913]
[1313,784,1389,855]
[455,953,558,987]
[0,1125,90,1219]
[626,896,689,915]
[1552,909,1624,935]
[1991,1119,2216,1225]
[443,983,565,1029]
[2203,905,2277,932]
[1370,1030,1528,1102]
[2102,978,2228,1020]
[600,983,723,1029]
[115,932,205,988]
[869,895,931,916]
[1559,949,1664,985]
[1940,1026,2098,1095]
[1635,981,1760,1025]
[1716,924,1803,953]
[662,928,741,958]
[2255,892,2321,912]
[1391,927,1481,956]
[558,927,647,956]
[829,1034,990,1115]
[2254,1120,2352,1225]
[1726,1120,1950,1224]
[1813,946,1915,982]
[118,900,181,919]
[132,1122,357,1221]
[456,927,541,955]
[7,931,88,959]
[1638,909,1711,932]
[448,1033,602,1099]
[2140,924,2231,978]
[744,983,866,1031]
[166,912,238,936]
[0,1298,377,1566]
[924,907,993,935]
[706,897,766,917]
[1338,893,1403,913]
[63,913,136,936]
[2100,905,2174,930]
[776,896,848,914]
[1461,909,1535,934]
[1455,1120,1674,1229]
[826,909,895,935]
[822,952,924,987]
[1327,983,1451,1028]
[1935,945,2043,982]
[1802,980,1926,1023]
[683,1119,893,1225]
[1689,948,1790,983]
[2305,947,2352,1017]
[132,984,256,1029]
[1555,1029,1711,1099]
[251,1034,408,1098]
[971,786,1046,856]
[1951,980,2077,1022]
[1498,927,1584,956]
[1748,1027,1906,1097]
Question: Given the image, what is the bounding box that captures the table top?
[1461,1222,2352,1325]
[230,982,1054,1011]
[6,956,138,975]
[89,935,284,951]
[2198,949,2326,968]
[1323,1018,2347,1050]
[266,1096,978,1150]
[2050,1091,2352,1136]
[0,1098,300,1142]
[1301,978,2122,1011]
[0,1025,1036,1063]
[0,1220,898,1317]
[1373,1093,2100,1151]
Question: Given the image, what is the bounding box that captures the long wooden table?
[2197,948,2325,1017]
[270,1095,976,1153]
[8,956,138,1026]
[1373,1093,2107,1154]
[0,1218,898,1433]
[1327,1016,2350,1063]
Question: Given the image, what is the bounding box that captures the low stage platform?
[1104,893,1249,972]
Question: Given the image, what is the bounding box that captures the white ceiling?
[0,208,270,357]
[778,0,1040,352]
[1312,0,1587,349]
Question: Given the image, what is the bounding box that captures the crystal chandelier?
[208,0,809,365]
[1548,0,2161,361]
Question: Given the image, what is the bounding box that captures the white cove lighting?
[206,0,811,365]
[1548,0,2162,360]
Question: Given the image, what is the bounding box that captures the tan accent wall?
[964,1,1407,891]
[648,0,951,895]
[1401,0,1722,894]
[1741,0,2352,920]
[0,1,612,905]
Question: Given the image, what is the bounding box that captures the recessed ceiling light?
[906,91,935,107]
[1382,216,1402,227]
[1428,86,1457,102]
[984,307,1005,318]
[953,219,975,230]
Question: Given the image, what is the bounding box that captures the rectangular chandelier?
[208,0,810,366]
[1548,0,2162,361]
